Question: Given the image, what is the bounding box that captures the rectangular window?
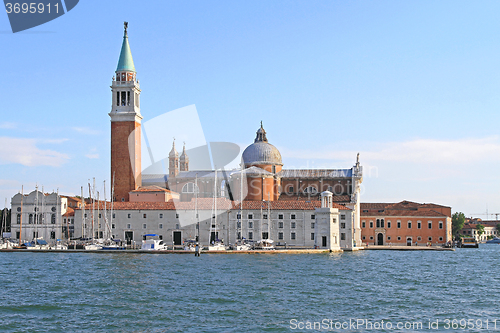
[439,222,443,229]
[176,213,179,218]
[291,214,296,220]
[50,231,56,239]
[278,214,283,219]
[408,222,412,229]
[311,233,314,240]
[278,222,283,229]
[340,223,346,229]
[311,223,315,229]
[288,186,294,193]
[143,214,147,219]
[369,222,373,228]
[417,222,421,229]
[128,214,131,218]
[99,213,102,219]
[362,221,366,228]
[127,224,131,229]
[237,221,241,229]
[291,222,296,229]
[236,214,241,219]
[341,215,346,220]
[311,214,315,220]
[376,219,380,228]
[341,233,346,240]
[175,224,180,229]
[248,231,253,240]
[248,221,253,229]
[387,221,391,228]
[278,232,284,240]
[113,213,116,218]
[112,224,115,229]
[397,221,401,228]
[428,222,432,229]
[159,224,163,229]
[263,213,268,219]
[248,213,253,219]
[291,232,296,240]
[143,224,146,229]
[159,213,163,218]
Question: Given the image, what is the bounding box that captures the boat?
[208,239,226,251]
[27,238,50,250]
[102,239,126,250]
[486,237,500,244]
[255,239,275,250]
[84,243,103,250]
[53,239,68,250]
[207,169,226,252]
[460,237,479,248]
[183,239,197,251]
[235,240,253,251]
[141,234,168,250]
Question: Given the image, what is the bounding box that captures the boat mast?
[97,191,100,240]
[214,168,218,242]
[81,186,85,239]
[103,180,108,240]
[110,172,115,240]
[267,192,271,239]
[35,184,39,242]
[240,164,243,241]
[41,185,45,241]
[1,198,6,239]
[19,185,23,246]
[89,182,94,244]
[195,173,198,242]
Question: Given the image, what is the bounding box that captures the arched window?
[17,214,20,224]
[220,180,226,197]
[51,214,56,224]
[182,182,199,194]
[29,214,33,224]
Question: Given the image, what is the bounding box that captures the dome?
[242,123,283,166]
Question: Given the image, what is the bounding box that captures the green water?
[0,247,499,332]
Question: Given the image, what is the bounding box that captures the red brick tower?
[109,22,142,202]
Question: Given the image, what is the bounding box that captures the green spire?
[116,22,136,73]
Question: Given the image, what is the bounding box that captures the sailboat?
[255,193,275,250]
[85,179,102,250]
[235,166,252,251]
[101,177,126,250]
[208,169,226,251]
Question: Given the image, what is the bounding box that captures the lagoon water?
[1,247,499,332]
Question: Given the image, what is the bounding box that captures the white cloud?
[85,154,99,159]
[0,137,69,167]
[0,122,17,129]
[72,127,101,135]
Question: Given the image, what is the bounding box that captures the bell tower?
[109,22,142,202]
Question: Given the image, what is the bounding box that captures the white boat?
[255,239,275,250]
[84,243,103,250]
[27,239,51,250]
[141,234,168,250]
[236,243,252,251]
[53,239,67,250]
[208,241,226,251]
[183,240,197,251]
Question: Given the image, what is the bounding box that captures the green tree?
[476,224,485,239]
[496,223,500,234]
[452,212,466,236]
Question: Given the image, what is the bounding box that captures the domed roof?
[242,123,283,166]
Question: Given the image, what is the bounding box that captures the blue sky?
[2,0,500,218]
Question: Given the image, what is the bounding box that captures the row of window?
[362,220,443,230]
[363,235,444,242]
[16,213,57,224]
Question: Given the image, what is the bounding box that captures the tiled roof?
[63,207,74,217]
[233,201,350,211]
[361,209,447,217]
[360,203,391,210]
[278,194,351,202]
[278,169,352,178]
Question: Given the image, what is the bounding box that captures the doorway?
[262,232,269,240]
[173,231,182,245]
[406,237,412,246]
[125,231,133,245]
[322,236,327,247]
[377,233,384,245]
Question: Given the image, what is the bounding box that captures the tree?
[496,223,500,234]
[452,212,466,236]
[476,224,485,239]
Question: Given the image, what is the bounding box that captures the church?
[72,23,363,250]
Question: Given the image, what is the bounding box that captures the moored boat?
[486,237,500,244]
[141,234,168,250]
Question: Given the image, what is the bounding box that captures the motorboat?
[27,239,50,250]
[486,237,500,244]
[84,243,103,250]
[141,234,168,251]
[235,239,253,251]
[459,237,479,248]
[183,239,197,251]
[254,239,275,250]
[208,239,226,251]
[102,239,126,250]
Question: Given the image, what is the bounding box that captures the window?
[50,231,56,239]
[397,221,401,228]
[175,224,180,229]
[16,214,20,224]
[128,214,131,218]
[311,223,315,229]
[408,221,412,229]
[376,219,380,228]
[387,221,391,228]
[381,219,384,228]
[370,236,373,240]
[248,232,253,240]
[278,232,284,240]
[159,213,163,218]
[159,224,163,229]
[176,213,179,218]
[341,215,346,220]
[291,232,296,240]
[29,214,33,224]
[278,214,284,219]
[236,221,241,229]
[428,221,432,229]
[236,214,241,219]
[387,236,391,240]
[362,236,366,240]
[417,222,421,229]
[311,233,314,240]
[17,207,21,212]
[417,236,422,241]
[84,213,87,218]
[288,186,294,194]
[340,223,346,229]
[143,224,146,229]
[428,237,432,241]
[143,214,147,219]
[127,224,131,229]
[439,222,443,229]
[291,214,296,220]
[439,237,443,241]
[248,213,253,219]
[278,222,283,229]
[362,221,366,228]
[99,213,102,219]
[248,221,253,229]
[51,214,55,224]
[182,182,199,193]
[113,213,116,218]
[369,222,373,228]
[291,222,296,229]
[263,213,268,219]
[311,214,315,219]
[341,233,346,240]
[397,236,401,241]
[112,224,115,229]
